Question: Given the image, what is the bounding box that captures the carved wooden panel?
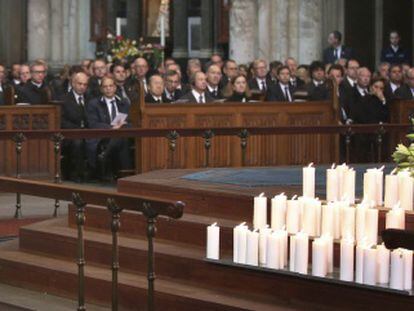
[12,114,30,130]
[32,114,49,130]
[0,114,6,130]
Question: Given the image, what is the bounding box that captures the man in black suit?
[87,59,107,99]
[395,68,414,100]
[86,76,132,179]
[384,64,403,102]
[60,72,90,181]
[8,63,21,87]
[206,64,223,100]
[178,71,214,103]
[0,64,6,105]
[219,59,238,90]
[305,61,329,101]
[266,66,295,102]
[285,57,305,89]
[248,59,273,93]
[381,30,411,65]
[165,62,191,95]
[339,59,360,117]
[323,31,354,65]
[18,64,31,86]
[145,74,165,103]
[163,70,183,102]
[111,63,137,106]
[16,61,50,104]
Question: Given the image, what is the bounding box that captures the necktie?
[213,89,218,98]
[363,89,369,96]
[284,86,292,102]
[333,49,338,59]
[110,100,117,121]
[198,95,204,103]
[261,81,266,91]
[78,96,84,108]
[78,96,86,128]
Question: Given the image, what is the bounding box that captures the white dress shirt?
[192,90,205,103]
[104,97,118,119]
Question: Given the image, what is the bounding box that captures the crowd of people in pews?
[0,29,412,181]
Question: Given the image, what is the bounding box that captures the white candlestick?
[333,201,343,240]
[289,235,296,272]
[355,203,368,244]
[363,247,377,285]
[266,231,281,269]
[390,248,405,290]
[259,226,272,266]
[356,241,368,283]
[294,231,309,274]
[341,206,356,240]
[398,171,414,211]
[321,204,334,237]
[326,164,339,202]
[233,222,246,263]
[160,14,165,46]
[271,193,287,230]
[237,225,248,264]
[365,208,379,246]
[302,198,318,237]
[206,223,220,260]
[312,238,328,277]
[340,237,355,281]
[384,173,399,208]
[343,168,356,204]
[322,235,334,273]
[246,229,259,266]
[253,193,267,229]
[376,243,390,284]
[386,203,406,230]
[403,249,413,290]
[303,163,315,198]
[286,197,300,234]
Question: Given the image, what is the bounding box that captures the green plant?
[392,119,414,174]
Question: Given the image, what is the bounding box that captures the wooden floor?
[0,169,412,310]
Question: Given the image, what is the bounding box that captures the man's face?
[149,76,164,97]
[0,66,5,83]
[93,60,107,78]
[278,68,291,85]
[165,74,180,93]
[31,65,46,84]
[223,61,238,79]
[194,72,207,92]
[113,66,127,84]
[286,59,297,76]
[72,73,89,95]
[312,68,325,82]
[211,55,223,68]
[134,58,149,79]
[100,78,117,98]
[329,69,343,85]
[206,65,222,87]
[167,64,182,80]
[11,64,21,79]
[357,69,371,88]
[187,64,201,77]
[390,32,400,46]
[406,70,414,89]
[389,66,403,84]
[379,64,390,80]
[20,66,31,83]
[328,33,338,47]
[81,60,91,74]
[254,61,267,79]
[346,60,360,80]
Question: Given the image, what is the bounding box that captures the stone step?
[0,240,287,311]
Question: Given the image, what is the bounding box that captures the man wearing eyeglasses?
[16,61,50,104]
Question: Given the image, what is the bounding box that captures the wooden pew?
[389,99,414,148]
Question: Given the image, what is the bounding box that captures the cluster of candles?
[206,163,414,291]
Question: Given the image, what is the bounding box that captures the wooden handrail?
[0,176,184,219]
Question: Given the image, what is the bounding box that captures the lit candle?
[355,202,368,244]
[303,163,315,198]
[363,246,377,285]
[333,201,343,240]
[289,235,296,272]
[253,193,267,230]
[267,230,283,269]
[363,169,377,205]
[259,226,272,266]
[271,193,287,230]
[385,203,406,230]
[384,169,399,208]
[375,166,384,206]
[206,222,220,260]
[286,195,300,234]
[312,238,328,277]
[365,208,379,246]
[246,229,259,266]
[326,164,339,202]
[340,237,355,281]
[376,243,390,284]
[341,206,356,240]
[398,171,414,211]
[336,163,348,199]
[294,231,309,274]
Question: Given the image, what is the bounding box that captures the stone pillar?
[374,0,383,67]
[322,0,345,47]
[172,0,188,58]
[28,0,50,61]
[199,1,214,58]
[229,0,257,64]
[126,0,140,40]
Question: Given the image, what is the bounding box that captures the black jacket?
[16,81,50,105]
[323,46,355,64]
[395,84,414,100]
[178,91,215,103]
[305,82,329,101]
[349,89,388,124]
[381,46,411,65]
[87,96,130,129]
[266,83,295,102]
[60,92,89,129]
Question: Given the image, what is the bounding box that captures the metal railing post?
[238,129,249,166]
[51,133,64,217]
[202,130,214,167]
[12,133,26,219]
[166,130,179,168]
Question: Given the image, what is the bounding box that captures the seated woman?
[223,74,252,102]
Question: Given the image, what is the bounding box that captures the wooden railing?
[0,176,184,311]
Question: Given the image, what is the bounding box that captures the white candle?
[271,193,287,230]
[365,208,379,246]
[246,229,259,266]
[363,170,377,205]
[289,235,296,272]
[160,14,165,46]
[266,231,281,269]
[303,163,315,198]
[355,203,367,244]
[375,167,384,206]
[343,168,356,204]
[302,198,318,237]
[259,226,272,266]
[340,237,355,281]
[376,243,390,284]
[390,248,405,290]
[321,204,334,237]
[386,203,406,230]
[286,196,300,234]
[237,225,248,264]
[253,193,267,229]
[294,231,309,274]
[384,171,399,208]
[398,171,414,211]
[341,206,356,240]
[326,164,339,202]
[233,222,246,263]
[312,238,328,277]
[355,241,368,283]
[363,247,377,285]
[403,249,413,290]
[321,235,334,273]
[333,201,343,240]
[206,223,220,260]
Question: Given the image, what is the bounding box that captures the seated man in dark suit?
[60,72,90,181]
[219,59,238,90]
[384,64,403,102]
[285,57,305,89]
[163,70,183,102]
[86,76,133,179]
[8,63,21,88]
[248,59,273,93]
[323,31,354,65]
[339,59,359,117]
[145,74,165,103]
[165,62,191,95]
[16,61,50,104]
[305,61,329,101]
[178,71,214,103]
[206,64,223,100]
[111,63,136,106]
[86,59,107,99]
[18,64,31,87]
[266,66,295,102]
[0,64,6,105]
[395,68,414,100]
[381,30,411,65]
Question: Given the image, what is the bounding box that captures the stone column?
[126,0,140,40]
[28,0,50,61]
[321,0,345,47]
[229,0,257,64]
[257,0,272,61]
[374,0,383,67]
[199,1,214,58]
[172,0,188,58]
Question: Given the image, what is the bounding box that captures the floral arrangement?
[392,118,414,175]
[106,33,164,67]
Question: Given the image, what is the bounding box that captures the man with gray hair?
[16,61,50,104]
[395,68,414,100]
